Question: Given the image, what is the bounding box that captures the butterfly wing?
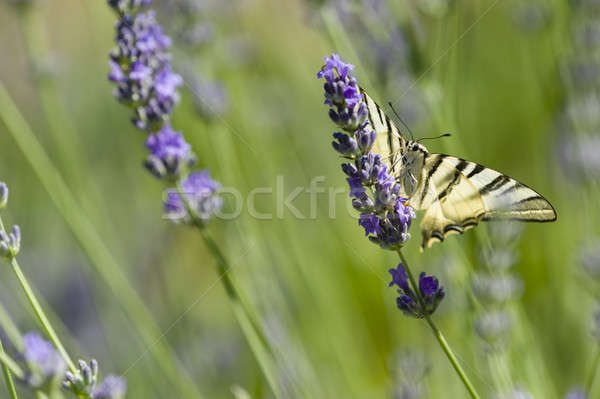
[408,155,556,249]
[360,88,406,174]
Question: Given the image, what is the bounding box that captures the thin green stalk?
[585,346,600,396]
[397,250,481,399]
[0,347,24,381]
[174,185,283,398]
[201,230,282,399]
[0,81,204,398]
[0,216,75,373]
[0,339,18,399]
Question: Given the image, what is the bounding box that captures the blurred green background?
[0,0,597,398]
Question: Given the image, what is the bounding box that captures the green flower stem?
[0,339,18,399]
[586,345,600,396]
[0,345,24,381]
[0,216,75,373]
[0,82,204,398]
[201,230,282,399]
[397,250,481,399]
[174,184,283,398]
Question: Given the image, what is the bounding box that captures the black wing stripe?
[512,195,544,206]
[437,169,462,201]
[479,175,510,196]
[419,155,444,206]
[466,163,485,178]
[422,215,484,249]
[498,181,520,197]
[455,159,469,173]
[385,116,396,172]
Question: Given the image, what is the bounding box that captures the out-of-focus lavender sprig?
[0,182,8,210]
[108,3,182,132]
[91,375,127,399]
[556,0,600,183]
[472,224,524,349]
[391,350,430,399]
[0,224,21,261]
[22,332,66,391]
[64,359,98,397]
[107,0,222,223]
[164,170,223,225]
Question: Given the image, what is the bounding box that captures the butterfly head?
[406,140,429,155]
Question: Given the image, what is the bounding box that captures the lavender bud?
[0,182,8,209]
[144,124,196,180]
[332,132,359,157]
[388,264,445,318]
[0,225,21,260]
[65,359,99,396]
[355,128,376,153]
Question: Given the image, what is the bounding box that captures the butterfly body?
[360,88,557,249]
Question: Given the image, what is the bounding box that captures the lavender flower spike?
[164,170,223,224]
[318,53,415,250]
[388,264,445,318]
[108,4,183,131]
[0,182,8,209]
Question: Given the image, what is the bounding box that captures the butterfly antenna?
[388,101,414,141]
[417,133,452,142]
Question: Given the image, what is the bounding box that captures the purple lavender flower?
[144,124,196,179]
[91,375,127,399]
[65,359,99,396]
[359,213,380,235]
[388,264,445,318]
[0,182,8,209]
[22,332,66,389]
[367,199,415,250]
[388,263,409,291]
[108,0,223,215]
[0,224,21,260]
[164,170,223,224]
[318,53,415,251]
[108,7,182,131]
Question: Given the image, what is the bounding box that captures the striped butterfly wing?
[360,88,406,174]
[409,154,557,249]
